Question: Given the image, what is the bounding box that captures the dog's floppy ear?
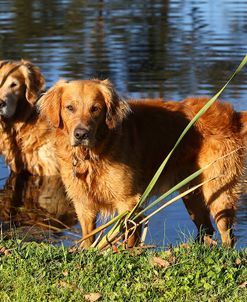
[20,60,46,104]
[99,79,131,129]
[39,80,66,128]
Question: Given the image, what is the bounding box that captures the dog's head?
[40,79,130,148]
[0,60,45,119]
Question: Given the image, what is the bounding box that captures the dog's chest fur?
[0,118,59,175]
[56,138,139,214]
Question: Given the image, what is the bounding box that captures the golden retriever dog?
[0,60,59,175]
[39,79,247,248]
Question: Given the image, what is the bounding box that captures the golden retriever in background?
[39,79,247,248]
[0,60,59,175]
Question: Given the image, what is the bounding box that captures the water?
[0,0,246,248]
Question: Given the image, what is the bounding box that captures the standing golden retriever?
[39,79,247,247]
[0,60,59,175]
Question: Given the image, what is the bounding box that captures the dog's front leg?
[72,199,96,249]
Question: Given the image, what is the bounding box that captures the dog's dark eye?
[10,82,17,88]
[90,105,99,113]
[66,105,74,112]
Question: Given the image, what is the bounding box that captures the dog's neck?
[71,128,117,177]
[13,99,35,123]
[72,146,99,162]
[55,124,119,179]
[70,147,99,180]
[0,100,35,127]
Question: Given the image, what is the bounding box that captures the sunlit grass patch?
[0,239,246,301]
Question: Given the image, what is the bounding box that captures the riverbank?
[0,240,246,301]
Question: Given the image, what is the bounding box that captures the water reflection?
[0,173,77,243]
[0,0,247,107]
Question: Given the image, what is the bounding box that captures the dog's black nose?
[74,128,89,141]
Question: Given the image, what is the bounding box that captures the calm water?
[0,0,246,248]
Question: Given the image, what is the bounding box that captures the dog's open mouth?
[72,139,91,148]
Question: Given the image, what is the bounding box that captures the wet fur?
[0,60,59,175]
[40,79,247,247]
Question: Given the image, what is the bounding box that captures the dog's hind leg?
[204,187,237,247]
[182,191,216,245]
[197,136,244,247]
[199,171,239,247]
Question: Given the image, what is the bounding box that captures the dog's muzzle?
[73,127,90,146]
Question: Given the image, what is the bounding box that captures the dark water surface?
[0,0,246,248]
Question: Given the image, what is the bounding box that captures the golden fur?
[39,79,247,247]
[0,60,59,175]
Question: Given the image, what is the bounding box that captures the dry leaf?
[58,281,77,290]
[0,246,11,256]
[62,271,69,276]
[151,256,170,268]
[84,293,102,301]
[235,258,242,266]
[239,281,247,289]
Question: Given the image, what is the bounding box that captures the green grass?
[0,239,246,301]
